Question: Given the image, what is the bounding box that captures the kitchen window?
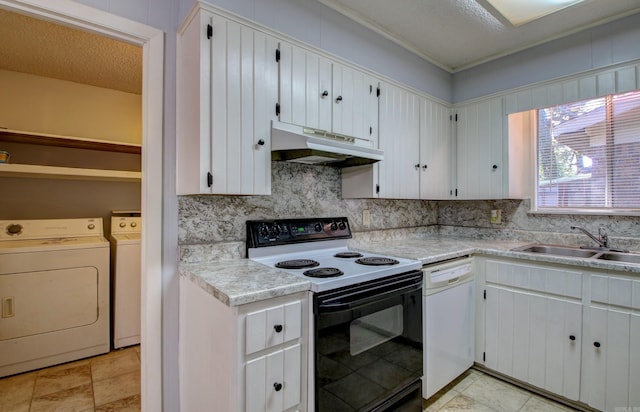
[534,90,640,214]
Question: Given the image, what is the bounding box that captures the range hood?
[270,121,384,167]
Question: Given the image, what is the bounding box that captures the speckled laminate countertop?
[179,236,640,306]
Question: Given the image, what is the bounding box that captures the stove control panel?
[246,217,351,248]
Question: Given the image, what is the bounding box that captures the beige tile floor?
[0,346,141,412]
[423,368,579,412]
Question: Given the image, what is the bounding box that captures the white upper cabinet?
[277,42,379,148]
[343,84,453,200]
[454,97,505,199]
[420,99,453,199]
[277,45,332,132]
[177,9,278,195]
[377,82,421,199]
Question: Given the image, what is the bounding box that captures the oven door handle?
[318,277,422,312]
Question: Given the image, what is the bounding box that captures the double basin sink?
[512,244,640,264]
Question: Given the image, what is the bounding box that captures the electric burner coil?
[275,259,320,269]
[354,257,400,266]
[303,267,344,278]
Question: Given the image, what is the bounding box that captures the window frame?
[531,91,640,216]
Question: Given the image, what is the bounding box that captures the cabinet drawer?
[485,259,582,299]
[245,300,302,355]
[245,344,301,412]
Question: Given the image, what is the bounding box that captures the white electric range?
[246,217,421,292]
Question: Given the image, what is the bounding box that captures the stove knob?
[260,225,269,238]
[272,225,281,237]
[131,222,137,228]
[338,221,347,230]
[314,223,322,232]
[330,222,338,231]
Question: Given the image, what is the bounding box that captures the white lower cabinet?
[180,277,307,411]
[480,258,640,411]
[580,274,640,412]
[483,259,582,401]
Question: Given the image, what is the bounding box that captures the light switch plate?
[490,209,502,224]
[362,210,371,227]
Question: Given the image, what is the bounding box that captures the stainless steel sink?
[596,253,640,264]
[512,243,640,265]
[513,244,599,258]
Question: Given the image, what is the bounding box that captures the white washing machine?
[110,215,141,349]
[0,218,110,377]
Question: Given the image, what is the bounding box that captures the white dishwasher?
[422,256,475,399]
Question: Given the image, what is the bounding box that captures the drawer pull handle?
[274,324,283,333]
[594,341,601,348]
[569,335,576,341]
[273,382,283,392]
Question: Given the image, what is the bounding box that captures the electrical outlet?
[362,209,371,227]
[490,209,502,224]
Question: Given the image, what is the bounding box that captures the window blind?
[536,90,640,211]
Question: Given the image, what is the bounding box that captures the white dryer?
[110,215,141,349]
[0,218,110,377]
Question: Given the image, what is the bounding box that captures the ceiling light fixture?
[481,0,585,26]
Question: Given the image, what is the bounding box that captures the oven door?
[313,271,423,411]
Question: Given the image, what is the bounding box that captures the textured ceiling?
[318,0,640,72]
[0,8,142,94]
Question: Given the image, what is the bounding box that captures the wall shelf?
[0,128,141,154]
[0,163,141,182]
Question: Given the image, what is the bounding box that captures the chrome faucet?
[571,226,609,248]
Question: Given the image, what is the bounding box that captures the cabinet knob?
[569,335,576,341]
[414,163,420,169]
[492,164,498,170]
[422,164,428,170]
[257,139,265,146]
[335,95,343,103]
[594,341,601,348]
[321,90,329,98]
[274,324,283,333]
[273,382,283,392]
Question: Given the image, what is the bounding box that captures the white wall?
[452,12,640,103]
[0,69,141,144]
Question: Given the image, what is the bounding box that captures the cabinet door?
[209,16,277,194]
[581,274,640,411]
[420,98,452,199]
[278,43,331,131]
[246,344,301,412]
[485,286,581,400]
[581,306,635,411]
[378,82,420,199]
[455,97,504,199]
[332,64,378,145]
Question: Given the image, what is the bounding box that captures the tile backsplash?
[178,162,437,245]
[178,162,639,261]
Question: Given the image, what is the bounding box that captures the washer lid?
[0,235,108,253]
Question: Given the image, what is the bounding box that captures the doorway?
[0,1,164,410]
